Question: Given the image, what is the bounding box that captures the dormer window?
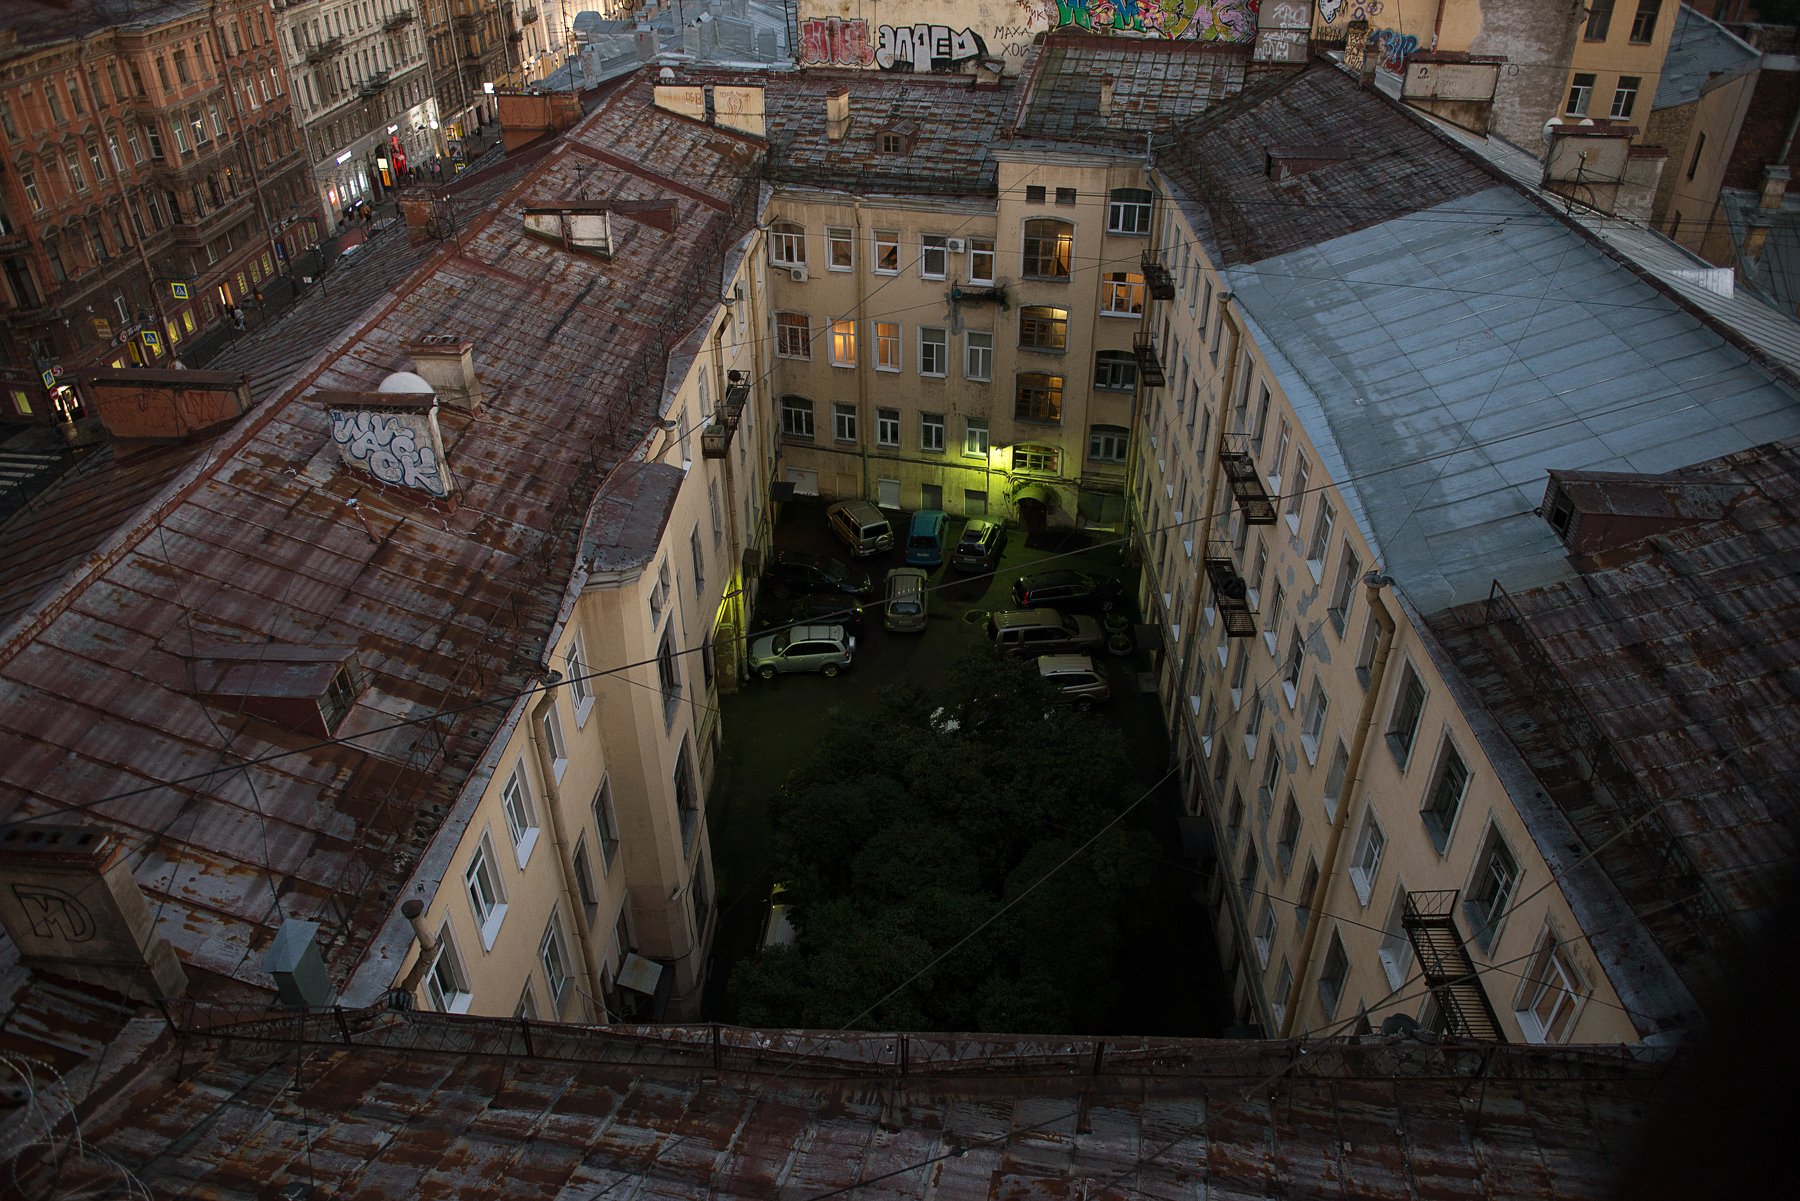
[189,646,365,737]
[879,131,904,154]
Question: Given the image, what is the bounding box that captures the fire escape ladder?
[1218,433,1277,525]
[1402,890,1507,1042]
[1142,249,1176,300]
[1203,541,1258,638]
[701,371,752,459]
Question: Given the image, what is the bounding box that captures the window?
[1238,842,1259,906]
[1515,931,1585,1042]
[593,776,620,869]
[833,402,858,442]
[1013,443,1060,474]
[1025,184,1046,203]
[1095,349,1137,391]
[1301,681,1328,759]
[145,123,163,159]
[1101,271,1145,316]
[1318,930,1350,1017]
[875,321,900,371]
[1328,545,1361,635]
[1630,0,1661,42]
[920,412,945,452]
[424,924,472,1012]
[1465,828,1520,951]
[920,234,948,279]
[674,741,699,855]
[174,47,192,83]
[770,220,804,266]
[968,237,995,284]
[919,327,947,376]
[1425,741,1468,853]
[516,984,540,1020]
[1378,893,1414,990]
[690,859,712,942]
[20,170,41,213]
[464,836,506,947]
[657,628,682,721]
[65,150,87,194]
[1386,664,1427,768]
[1584,0,1614,38]
[877,408,900,447]
[572,836,600,925]
[1054,186,1077,206]
[780,395,814,438]
[965,330,993,381]
[1296,857,1319,933]
[826,225,852,270]
[126,126,144,163]
[540,707,568,782]
[1271,958,1292,1029]
[1306,499,1336,568]
[1253,902,1277,966]
[1023,218,1072,280]
[1281,630,1305,703]
[1349,813,1386,905]
[87,143,106,183]
[1107,187,1152,234]
[501,766,540,866]
[1088,425,1128,463]
[829,318,856,366]
[173,116,189,154]
[1275,794,1302,875]
[1019,305,1068,352]
[1566,73,1595,116]
[1687,132,1706,181]
[690,525,706,595]
[775,311,811,359]
[872,228,899,273]
[1015,373,1063,423]
[1610,76,1640,119]
[540,910,572,1004]
[964,418,989,457]
[1323,739,1350,821]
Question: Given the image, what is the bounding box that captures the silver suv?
[747,623,856,679]
[826,500,894,557]
[1037,654,1112,711]
[985,608,1103,657]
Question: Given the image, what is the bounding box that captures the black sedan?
[1011,569,1125,614]
[764,551,873,599]
[787,593,866,632]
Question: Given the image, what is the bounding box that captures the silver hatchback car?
[747,623,856,679]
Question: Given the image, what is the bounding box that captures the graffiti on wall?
[1367,27,1418,70]
[798,18,992,71]
[329,408,453,497]
[1316,0,1384,21]
[1022,0,1261,43]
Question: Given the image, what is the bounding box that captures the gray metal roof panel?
[1653,5,1760,110]
[1226,185,1800,612]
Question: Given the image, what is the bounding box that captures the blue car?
[904,509,949,568]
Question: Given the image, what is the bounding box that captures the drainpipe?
[851,196,871,501]
[397,898,438,993]
[528,679,608,1022]
[1276,572,1398,1037]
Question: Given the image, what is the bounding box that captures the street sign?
[40,369,54,388]
[170,281,190,300]
[141,329,162,349]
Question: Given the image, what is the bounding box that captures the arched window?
[1022,217,1072,280]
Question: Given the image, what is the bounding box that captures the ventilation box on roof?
[523,205,615,256]
[319,387,457,500]
[189,645,365,737]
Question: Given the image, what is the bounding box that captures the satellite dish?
[1542,117,1563,146]
[659,66,676,80]
[378,371,434,394]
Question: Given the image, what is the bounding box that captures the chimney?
[408,337,483,411]
[1760,164,1790,211]
[1745,209,1774,261]
[0,825,188,1004]
[825,84,850,141]
[635,22,659,62]
[1098,76,1114,117]
[397,188,438,246]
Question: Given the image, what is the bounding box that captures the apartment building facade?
[1129,62,1798,1044]
[1564,0,1677,132]
[0,0,322,389]
[422,0,523,146]
[275,0,440,225]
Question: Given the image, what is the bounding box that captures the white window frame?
[1421,737,1471,853]
[1106,187,1152,235]
[424,921,473,1013]
[875,321,900,372]
[1100,271,1145,317]
[770,221,805,267]
[833,402,858,442]
[501,766,540,867]
[565,634,595,726]
[464,835,507,949]
[968,236,995,284]
[963,418,989,458]
[872,227,899,274]
[540,706,568,783]
[876,407,900,448]
[1514,928,1585,1043]
[921,412,945,453]
[540,909,572,1006]
[919,326,947,377]
[1253,901,1276,967]
[964,330,993,381]
[1088,424,1128,463]
[920,233,948,279]
[780,395,814,439]
[825,225,853,271]
[775,311,811,360]
[1348,812,1385,906]
[594,775,621,872]
[829,317,856,367]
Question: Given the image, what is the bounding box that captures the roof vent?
[0,825,188,1003]
[263,919,337,1010]
[319,389,457,499]
[1541,469,1750,559]
[189,644,365,737]
[523,204,615,257]
[406,339,483,412]
[1264,146,1355,182]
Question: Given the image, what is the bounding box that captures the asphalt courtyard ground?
[700,498,1233,1036]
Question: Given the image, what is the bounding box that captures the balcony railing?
[521,7,540,23]
[305,36,343,64]
[701,372,752,459]
[1218,433,1277,525]
[384,9,415,31]
[1203,542,1257,638]
[1132,331,1166,388]
[1142,249,1176,300]
[1402,890,1506,1041]
[358,71,391,97]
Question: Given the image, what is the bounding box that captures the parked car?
[883,567,929,633]
[1011,569,1125,614]
[1037,653,1112,711]
[747,623,856,679]
[904,509,949,568]
[788,593,865,632]
[826,500,894,558]
[764,551,872,599]
[951,518,1007,573]
[985,608,1103,657]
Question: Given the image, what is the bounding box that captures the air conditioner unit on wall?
[789,265,808,282]
[946,238,967,254]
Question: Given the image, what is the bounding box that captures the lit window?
[1022,218,1072,280]
[1014,373,1063,423]
[1018,305,1067,351]
[1013,443,1060,474]
[875,321,900,371]
[1100,271,1145,316]
[829,317,856,366]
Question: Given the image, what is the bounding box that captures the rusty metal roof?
[0,74,763,999]
[1014,33,1251,148]
[4,1008,1673,1200]
[1436,438,1800,1025]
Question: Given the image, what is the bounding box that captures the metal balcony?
[1132,331,1166,388]
[305,36,343,64]
[384,9,416,31]
[358,71,391,97]
[521,7,540,22]
[1203,542,1257,638]
[1402,890,1506,1041]
[1142,249,1176,301]
[701,372,751,459]
[1218,433,1277,525]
